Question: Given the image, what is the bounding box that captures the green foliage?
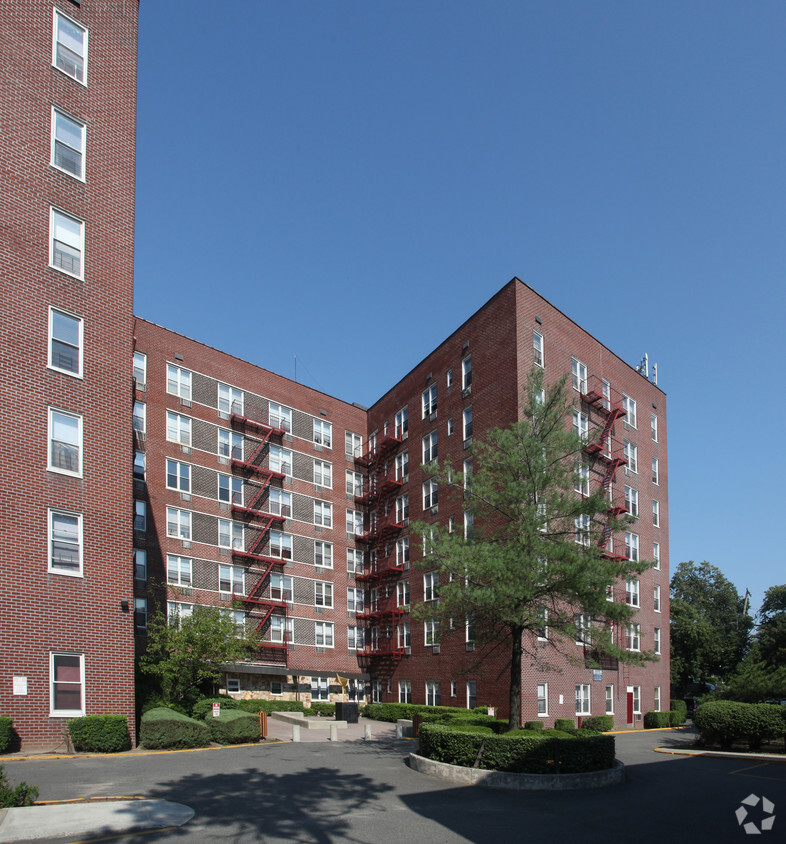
[669,710,685,727]
[0,765,38,808]
[694,700,785,750]
[139,707,211,749]
[236,699,305,714]
[307,703,335,717]
[581,715,614,732]
[670,699,687,724]
[669,561,753,693]
[67,715,131,753]
[643,711,672,729]
[524,720,544,731]
[0,717,13,753]
[362,703,482,723]
[554,718,575,731]
[204,709,259,744]
[191,697,242,719]
[757,585,786,668]
[717,643,786,703]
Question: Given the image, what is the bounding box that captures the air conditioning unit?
[404,647,411,656]
[432,644,440,654]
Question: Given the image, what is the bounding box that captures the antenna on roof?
[636,353,658,386]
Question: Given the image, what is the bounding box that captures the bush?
[670,699,687,725]
[308,703,335,717]
[580,716,614,732]
[205,709,259,744]
[362,703,489,723]
[554,718,575,731]
[643,711,672,729]
[524,721,544,731]
[0,717,13,753]
[668,710,684,727]
[140,699,189,717]
[140,707,211,749]
[237,699,305,715]
[191,697,242,719]
[0,765,38,808]
[68,715,131,753]
[694,701,785,750]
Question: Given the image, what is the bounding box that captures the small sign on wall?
[593,670,603,682]
[212,702,221,718]
[13,676,28,696]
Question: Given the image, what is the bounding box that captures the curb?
[654,747,786,764]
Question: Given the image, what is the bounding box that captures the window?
[395,495,409,523]
[575,462,590,496]
[422,384,437,418]
[466,681,477,709]
[226,677,241,694]
[50,653,84,716]
[268,488,291,518]
[629,685,641,714]
[218,564,244,595]
[166,411,191,446]
[315,622,334,647]
[347,547,364,574]
[270,615,293,643]
[537,607,548,641]
[624,486,638,517]
[652,458,659,485]
[134,549,147,582]
[397,579,410,607]
[134,500,146,534]
[314,501,333,528]
[653,541,660,570]
[217,383,242,416]
[422,431,438,463]
[395,451,409,482]
[575,613,592,644]
[572,357,587,393]
[447,418,454,436]
[398,680,412,704]
[464,510,474,541]
[426,681,441,707]
[396,537,410,568]
[344,469,362,497]
[166,365,192,401]
[135,598,147,632]
[533,331,544,367]
[422,479,438,510]
[167,555,192,586]
[651,413,658,442]
[315,540,333,568]
[269,403,292,432]
[346,509,363,536]
[218,474,242,505]
[313,420,332,448]
[424,572,438,602]
[462,356,472,389]
[575,514,590,546]
[133,401,146,434]
[654,584,661,613]
[51,107,85,178]
[395,407,408,439]
[53,9,87,83]
[269,445,292,476]
[345,431,363,458]
[311,677,329,700]
[625,532,639,562]
[626,623,641,652]
[270,573,293,602]
[537,682,548,715]
[50,208,84,278]
[605,684,614,715]
[576,684,591,715]
[314,460,333,488]
[347,587,364,613]
[218,430,243,461]
[218,519,243,550]
[466,615,476,643]
[424,620,440,646]
[48,408,82,476]
[463,407,473,441]
[653,500,660,527]
[625,579,640,607]
[447,369,453,387]
[654,685,661,712]
[398,622,411,649]
[622,394,637,428]
[49,509,82,575]
[133,351,146,386]
[168,602,193,626]
[270,531,293,560]
[49,308,82,376]
[624,440,637,474]
[654,627,661,655]
[573,410,588,442]
[166,507,191,540]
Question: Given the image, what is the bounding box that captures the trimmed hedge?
[0,718,13,754]
[192,697,242,719]
[524,721,544,731]
[694,701,785,750]
[670,699,687,725]
[237,700,305,715]
[669,710,684,727]
[418,724,615,774]
[581,716,614,732]
[307,703,336,717]
[205,709,259,744]
[362,703,488,723]
[140,707,211,749]
[68,715,131,752]
[554,718,575,731]
[643,711,672,729]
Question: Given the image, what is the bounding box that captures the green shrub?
[0,765,38,808]
[68,715,131,753]
[140,707,210,749]
[668,710,684,727]
[307,703,335,717]
[744,704,785,749]
[205,709,259,744]
[363,703,487,723]
[524,720,544,731]
[236,699,305,714]
[191,697,242,719]
[581,716,614,732]
[554,718,575,731]
[670,699,687,725]
[140,699,189,717]
[694,701,784,750]
[643,711,671,729]
[0,717,13,753]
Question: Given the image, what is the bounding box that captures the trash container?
[335,702,359,723]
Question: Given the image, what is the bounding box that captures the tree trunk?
[508,624,524,731]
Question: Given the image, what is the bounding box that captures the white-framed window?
[447,418,454,436]
[395,495,409,523]
[422,384,437,418]
[345,469,362,497]
[166,411,191,446]
[346,509,363,536]
[423,479,438,510]
[426,681,441,706]
[605,684,614,715]
[134,500,146,533]
[347,587,364,613]
[462,356,472,389]
[654,685,661,712]
[270,530,293,560]
[651,413,658,442]
[533,331,544,367]
[574,514,590,546]
[653,541,660,570]
[314,500,333,528]
[315,540,333,568]
[624,486,638,517]
[424,620,440,646]
[270,615,293,643]
[573,410,589,442]
[575,613,592,645]
[49,307,82,376]
[537,682,548,715]
[422,431,438,463]
[464,510,474,541]
[572,357,587,393]
[624,440,638,474]
[622,394,637,428]
[269,403,292,432]
[629,685,641,714]
[398,622,411,649]
[626,623,641,652]
[398,680,412,703]
[395,407,408,439]
[51,107,85,179]
[347,547,364,574]
[226,677,241,694]
[50,207,84,278]
[625,531,639,562]
[134,548,147,581]
[466,680,477,709]
[218,564,244,595]
[133,401,146,434]
[217,383,243,416]
[166,507,191,540]
[345,431,363,458]
[135,597,147,632]
[269,445,292,476]
[575,462,590,496]
[166,364,192,401]
[48,508,82,576]
[347,625,365,650]
[52,8,87,83]
[463,406,473,440]
[395,451,409,482]
[576,684,591,715]
[218,519,244,550]
[48,408,82,476]
[218,474,242,505]
[314,460,333,488]
[654,627,661,655]
[653,500,660,527]
[654,584,661,613]
[396,537,410,568]
[167,555,192,587]
[397,579,410,607]
[625,579,640,607]
[424,572,439,602]
[167,601,193,626]
[315,622,334,647]
[218,429,243,461]
[50,652,84,717]
[311,677,329,700]
[270,573,293,602]
[537,607,549,641]
[465,615,476,643]
[268,488,291,518]
[313,419,332,448]
[652,458,659,485]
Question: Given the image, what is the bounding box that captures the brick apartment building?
[1,2,668,746]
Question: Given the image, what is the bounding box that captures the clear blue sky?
[134,1,786,615]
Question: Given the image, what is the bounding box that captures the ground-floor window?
[50,652,84,717]
[537,682,548,716]
[605,684,614,715]
[575,683,591,715]
[372,679,382,703]
[399,680,412,703]
[466,681,477,709]
[226,677,240,693]
[654,685,661,712]
[426,681,441,707]
[311,677,329,701]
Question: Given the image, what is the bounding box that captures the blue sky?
[134,1,786,614]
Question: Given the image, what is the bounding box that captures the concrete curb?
[654,747,786,764]
[408,753,625,790]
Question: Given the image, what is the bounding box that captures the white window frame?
[135,597,147,632]
[425,681,441,706]
[347,587,364,614]
[624,440,638,474]
[653,541,660,570]
[50,207,84,279]
[423,572,438,602]
[462,356,472,389]
[133,401,146,434]
[134,500,146,534]
[625,579,640,607]
[166,411,192,446]
[166,364,192,401]
[422,431,438,463]
[167,554,192,587]
[218,473,242,505]
[654,627,661,655]
[313,419,332,448]
[218,519,244,550]
[651,413,658,442]
[622,394,637,428]
[395,407,408,439]
[625,531,639,562]
[395,451,409,482]
[166,507,192,541]
[51,106,86,180]
[654,584,661,613]
[268,488,291,518]
[652,457,659,485]
[48,407,82,477]
[605,684,614,715]
[537,682,548,716]
[52,8,87,85]
[533,331,544,367]
[218,563,244,595]
[218,429,243,461]
[346,509,363,536]
[48,508,83,577]
[572,357,587,393]
[576,683,591,716]
[314,500,333,528]
[629,685,641,715]
[347,547,364,574]
[422,384,437,418]
[48,307,83,377]
[315,581,333,608]
[398,679,412,704]
[315,540,333,568]
[270,615,293,643]
[396,537,410,568]
[315,622,334,648]
[218,383,243,416]
[654,685,661,712]
[345,431,363,458]
[314,460,333,488]
[166,459,190,493]
[463,406,473,441]
[270,573,293,602]
[573,410,589,442]
[269,445,293,477]
[270,530,293,560]
[168,601,194,627]
[422,479,438,510]
[653,499,660,527]
[424,620,440,646]
[347,625,365,650]
[626,624,641,652]
[269,403,292,432]
[134,548,147,582]
[624,486,638,517]
[396,495,409,523]
[575,462,590,496]
[50,652,85,717]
